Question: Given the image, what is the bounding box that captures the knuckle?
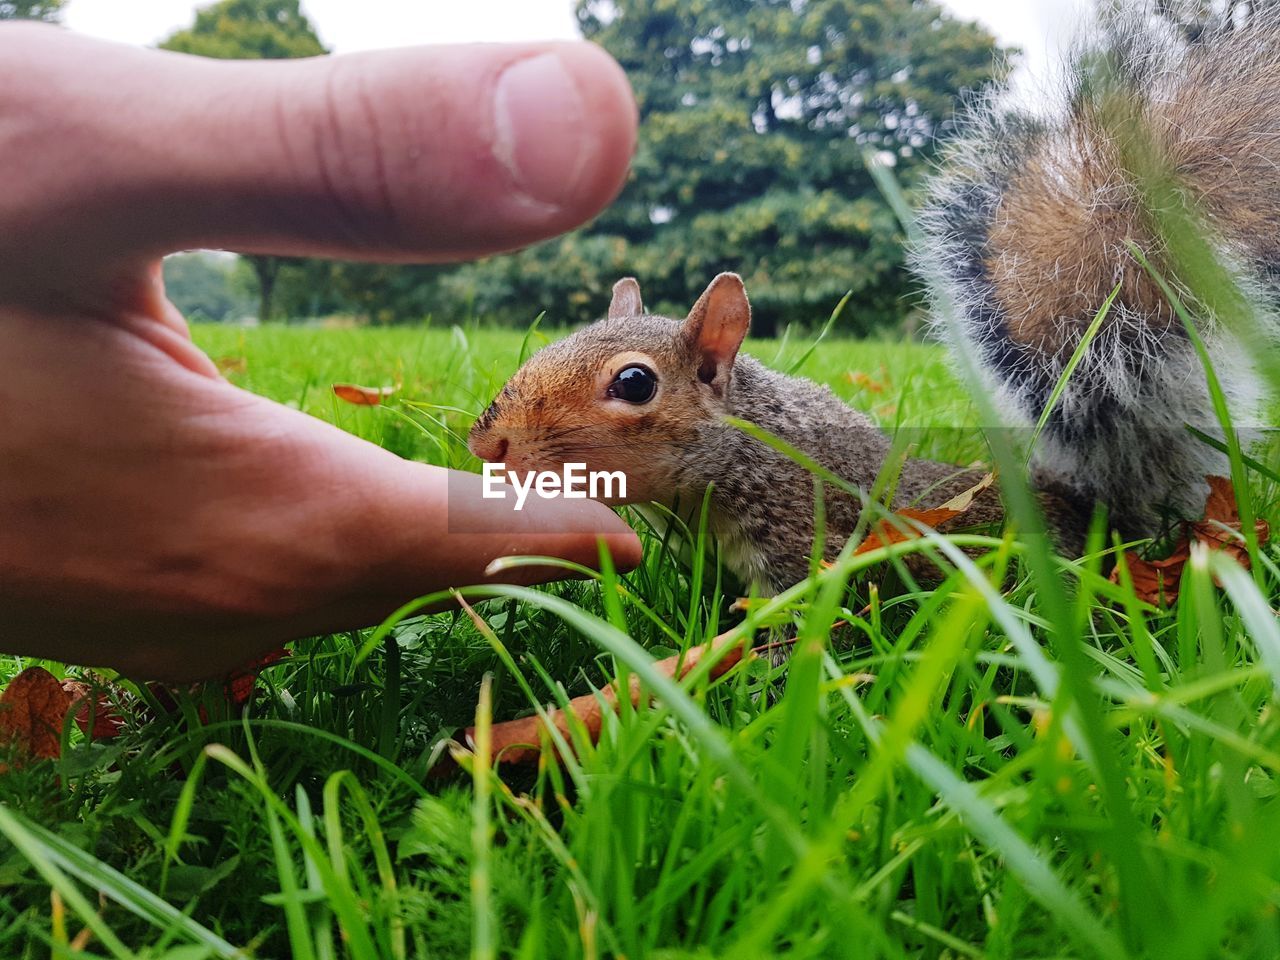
[280,59,405,251]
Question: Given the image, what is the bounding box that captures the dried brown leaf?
[224,648,289,707]
[1115,547,1191,606]
[1111,476,1269,606]
[0,667,72,762]
[61,680,124,740]
[845,370,890,394]
[854,473,995,556]
[332,383,397,405]
[1202,475,1240,524]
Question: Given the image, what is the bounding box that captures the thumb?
[2,25,636,273]
[368,460,645,593]
[276,445,645,639]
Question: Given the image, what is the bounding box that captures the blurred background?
[5,0,1232,336]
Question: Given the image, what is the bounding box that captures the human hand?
[0,24,641,679]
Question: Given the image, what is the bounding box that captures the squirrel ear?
[608,277,644,320]
[684,273,750,395]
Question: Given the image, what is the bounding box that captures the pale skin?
[0,24,643,680]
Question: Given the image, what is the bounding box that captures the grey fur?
[913,9,1280,535]
[706,358,983,591]
[664,354,980,591]
[470,309,991,593]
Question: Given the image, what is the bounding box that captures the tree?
[0,0,64,21]
[591,0,1008,334]
[159,0,327,60]
[268,260,450,324]
[163,252,255,322]
[450,0,1008,335]
[160,0,328,323]
[154,0,1006,332]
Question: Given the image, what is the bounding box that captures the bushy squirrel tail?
[915,11,1280,536]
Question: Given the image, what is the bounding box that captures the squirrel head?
[468,272,751,504]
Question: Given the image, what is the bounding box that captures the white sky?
[63,0,582,48]
[62,0,1095,89]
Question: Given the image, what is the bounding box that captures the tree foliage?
[163,252,254,322]
[159,0,326,60]
[0,0,64,21]
[446,0,1008,334]
[160,0,327,323]
[586,0,1007,334]
[270,260,453,324]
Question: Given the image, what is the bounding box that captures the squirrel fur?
[915,11,1279,535]
[469,13,1277,592]
[469,274,1001,592]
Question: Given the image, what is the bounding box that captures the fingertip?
[552,40,638,214]
[509,494,643,574]
[568,497,643,573]
[488,41,636,238]
[363,463,644,590]
[601,528,644,573]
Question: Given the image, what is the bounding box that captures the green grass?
[3,321,1280,959]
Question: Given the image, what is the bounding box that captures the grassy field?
[2,321,1280,959]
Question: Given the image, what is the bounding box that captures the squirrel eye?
[606,364,658,404]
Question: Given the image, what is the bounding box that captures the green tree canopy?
[0,0,65,21]
[160,0,326,59]
[163,252,255,322]
[592,0,1008,334]
[269,259,451,325]
[160,0,328,323]
[455,0,1008,335]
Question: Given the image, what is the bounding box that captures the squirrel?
[467,14,1278,594]
[469,271,1005,591]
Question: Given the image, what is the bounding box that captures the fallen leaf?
[1202,475,1239,524]
[223,648,289,707]
[1189,475,1271,566]
[936,472,997,512]
[1111,475,1270,606]
[0,667,72,762]
[332,383,397,405]
[213,356,247,376]
[61,680,124,740]
[1115,547,1191,607]
[141,648,291,728]
[845,370,889,394]
[0,650,291,773]
[854,473,996,556]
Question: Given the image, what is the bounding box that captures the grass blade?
[1026,281,1121,461]
[0,805,245,958]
